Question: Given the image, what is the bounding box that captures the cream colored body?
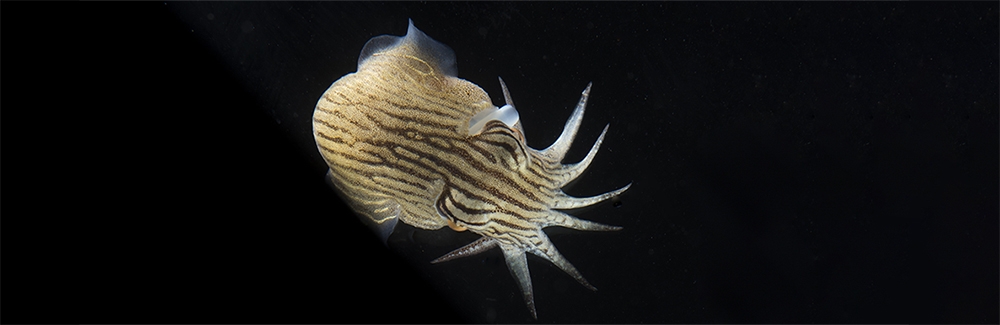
[313,20,629,319]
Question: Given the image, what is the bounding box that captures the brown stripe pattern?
[313,21,630,319]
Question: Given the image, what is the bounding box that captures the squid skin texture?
[312,20,630,319]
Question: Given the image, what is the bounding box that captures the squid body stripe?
[388,146,546,215]
[321,122,545,217]
[450,139,498,164]
[326,114,550,210]
[319,105,567,223]
[313,21,631,320]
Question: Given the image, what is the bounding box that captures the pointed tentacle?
[498,76,515,107]
[501,246,537,319]
[529,231,598,291]
[552,182,632,210]
[542,210,622,231]
[556,124,609,187]
[539,83,592,162]
[431,237,498,264]
[497,76,527,141]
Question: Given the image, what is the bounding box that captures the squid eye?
[446,217,468,232]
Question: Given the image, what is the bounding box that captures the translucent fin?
[327,169,399,245]
[373,215,399,244]
[430,237,498,264]
[357,35,401,70]
[552,183,632,210]
[359,199,401,245]
[358,19,457,76]
[502,246,537,319]
[540,83,592,162]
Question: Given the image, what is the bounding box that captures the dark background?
[5,2,998,324]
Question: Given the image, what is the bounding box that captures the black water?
[6,2,998,324]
